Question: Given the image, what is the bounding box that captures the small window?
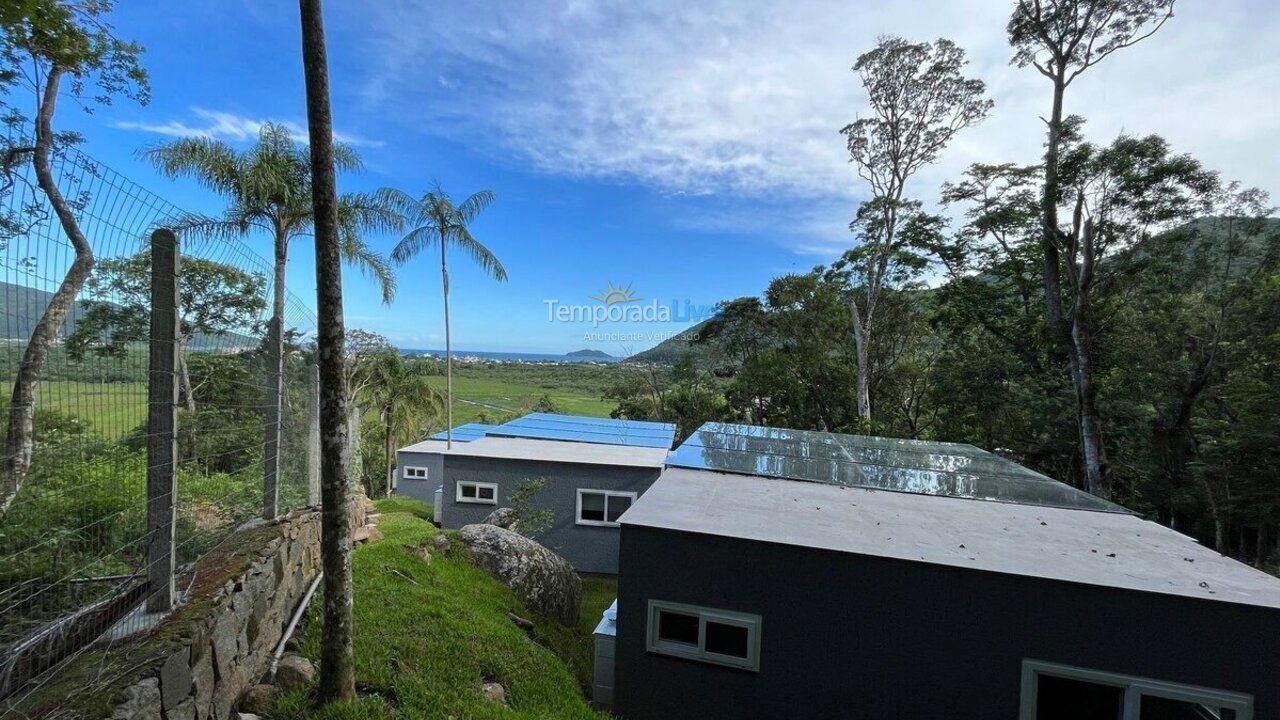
[403,466,428,480]
[456,481,498,505]
[576,489,637,527]
[657,609,699,646]
[1021,660,1252,720]
[646,600,761,671]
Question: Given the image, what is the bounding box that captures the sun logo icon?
[590,280,640,305]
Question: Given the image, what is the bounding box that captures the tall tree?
[65,252,266,411]
[298,0,355,703]
[1052,133,1218,496]
[840,36,991,422]
[0,0,147,513]
[356,350,444,496]
[381,185,507,447]
[144,124,399,519]
[1008,0,1176,346]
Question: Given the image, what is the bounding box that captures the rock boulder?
[274,655,315,691]
[482,507,520,530]
[458,524,582,625]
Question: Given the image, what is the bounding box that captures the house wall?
[613,525,1280,720]
[396,450,445,510]
[398,451,661,573]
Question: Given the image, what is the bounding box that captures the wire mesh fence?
[0,122,319,712]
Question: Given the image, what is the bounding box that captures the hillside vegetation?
[270,498,613,720]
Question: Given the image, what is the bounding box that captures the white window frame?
[455,480,498,505]
[575,489,637,527]
[1019,659,1253,720]
[403,466,429,480]
[645,600,761,672]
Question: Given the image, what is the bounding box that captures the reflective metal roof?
[666,422,1124,513]
[429,423,496,442]
[486,412,676,449]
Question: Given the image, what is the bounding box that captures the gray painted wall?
[396,450,444,512]
[396,449,661,573]
[613,525,1280,720]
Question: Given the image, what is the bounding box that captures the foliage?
[354,351,444,496]
[142,122,400,304]
[382,183,506,438]
[508,477,553,539]
[66,252,266,361]
[0,0,148,112]
[839,35,991,421]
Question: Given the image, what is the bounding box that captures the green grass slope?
[270,498,612,720]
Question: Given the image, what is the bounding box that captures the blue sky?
[53,0,1280,355]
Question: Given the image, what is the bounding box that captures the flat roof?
[399,435,669,469]
[667,422,1123,514]
[485,412,676,449]
[621,467,1280,609]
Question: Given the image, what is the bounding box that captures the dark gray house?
[396,413,674,573]
[607,422,1280,720]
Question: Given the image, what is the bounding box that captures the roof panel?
[487,413,676,449]
[429,423,496,442]
[668,422,1123,514]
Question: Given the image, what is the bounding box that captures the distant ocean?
[400,348,620,364]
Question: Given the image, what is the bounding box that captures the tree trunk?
[299,0,356,703]
[441,235,453,448]
[177,343,196,413]
[1,67,95,514]
[1068,328,1108,497]
[1039,77,1068,347]
[383,405,394,498]
[262,233,287,520]
[851,302,871,423]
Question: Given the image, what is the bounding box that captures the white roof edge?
[398,435,668,468]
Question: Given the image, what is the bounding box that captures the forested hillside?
[601,11,1280,571]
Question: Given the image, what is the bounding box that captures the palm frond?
[338,192,406,235]
[457,189,496,224]
[448,227,508,282]
[339,231,397,304]
[332,142,363,174]
[390,225,440,264]
[140,138,241,197]
[373,187,429,228]
[169,212,255,242]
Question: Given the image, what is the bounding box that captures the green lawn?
[38,379,147,440]
[428,375,617,425]
[270,498,614,719]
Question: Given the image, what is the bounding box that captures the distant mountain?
[624,319,713,365]
[0,280,257,350]
[565,348,613,359]
[0,281,91,339]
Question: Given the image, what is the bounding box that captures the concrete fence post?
[146,228,179,613]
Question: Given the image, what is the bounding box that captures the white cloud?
[114,107,385,148]
[348,0,1280,254]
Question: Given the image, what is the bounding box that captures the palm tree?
[380,185,507,448]
[144,124,401,519]
[357,351,445,496]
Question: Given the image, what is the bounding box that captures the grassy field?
[427,374,617,425]
[24,360,622,442]
[37,379,147,440]
[271,498,615,720]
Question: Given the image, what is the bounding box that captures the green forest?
[604,27,1280,569]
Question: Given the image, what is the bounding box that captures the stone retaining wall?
[14,499,371,720]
